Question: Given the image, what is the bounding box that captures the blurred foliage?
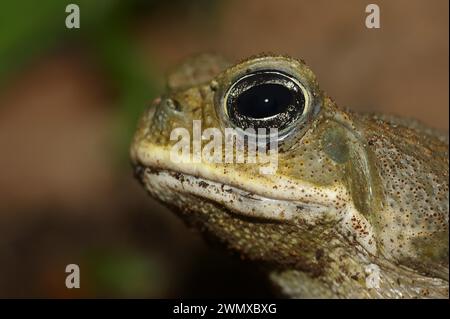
[0,0,120,85]
[0,0,221,163]
[0,0,156,162]
[84,247,167,297]
[0,1,223,154]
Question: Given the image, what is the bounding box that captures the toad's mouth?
[136,166,331,222]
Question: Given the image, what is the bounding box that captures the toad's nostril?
[172,99,182,111]
[165,98,182,112]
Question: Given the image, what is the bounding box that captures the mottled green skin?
[131,54,449,298]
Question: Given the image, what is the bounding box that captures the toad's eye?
[214,57,322,147]
[224,71,306,135]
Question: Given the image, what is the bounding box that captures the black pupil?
[225,71,306,132]
[235,83,293,118]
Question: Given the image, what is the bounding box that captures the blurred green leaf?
[85,248,166,297]
[0,1,123,87]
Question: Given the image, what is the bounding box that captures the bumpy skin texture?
[130,54,449,298]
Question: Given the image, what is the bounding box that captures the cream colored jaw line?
[144,166,332,221]
[135,142,348,207]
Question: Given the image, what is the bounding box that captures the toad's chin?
[135,166,329,222]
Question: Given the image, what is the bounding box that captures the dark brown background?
[0,0,448,297]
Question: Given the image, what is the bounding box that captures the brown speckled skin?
[131,54,449,298]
